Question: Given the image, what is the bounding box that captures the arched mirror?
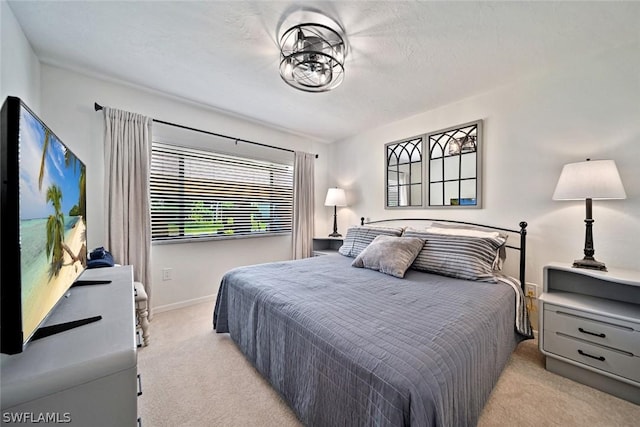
[384,120,482,209]
[385,137,423,208]
[427,120,482,207]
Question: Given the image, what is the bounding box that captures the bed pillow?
[351,235,425,278]
[419,225,509,270]
[403,227,506,281]
[338,225,404,258]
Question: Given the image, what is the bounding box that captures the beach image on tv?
[19,105,87,341]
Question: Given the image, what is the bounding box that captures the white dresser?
[539,263,640,404]
[1,266,139,426]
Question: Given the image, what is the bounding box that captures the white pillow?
[418,226,502,238]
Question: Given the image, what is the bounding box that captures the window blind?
[150,142,293,242]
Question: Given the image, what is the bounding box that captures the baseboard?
[152,294,217,314]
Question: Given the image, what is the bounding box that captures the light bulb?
[283,58,293,77]
[295,29,305,52]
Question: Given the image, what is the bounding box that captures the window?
[150,142,293,242]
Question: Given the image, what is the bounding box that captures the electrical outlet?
[525,282,539,299]
[162,268,173,281]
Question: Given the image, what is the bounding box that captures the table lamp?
[552,159,626,271]
[324,188,347,237]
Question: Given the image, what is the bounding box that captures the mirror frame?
[384,119,482,209]
[384,135,425,209]
[426,120,482,208]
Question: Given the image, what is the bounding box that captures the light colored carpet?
[138,301,640,426]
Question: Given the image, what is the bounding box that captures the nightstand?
[312,237,343,256]
[538,262,640,404]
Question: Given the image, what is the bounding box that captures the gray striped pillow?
[338,225,404,258]
[403,229,506,281]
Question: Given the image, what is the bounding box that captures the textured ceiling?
[8,1,640,143]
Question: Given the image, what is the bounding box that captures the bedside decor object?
[278,12,347,92]
[552,159,626,271]
[325,188,347,237]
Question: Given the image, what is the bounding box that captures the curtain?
[103,107,153,317]
[292,151,315,259]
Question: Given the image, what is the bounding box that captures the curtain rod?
[94,102,318,158]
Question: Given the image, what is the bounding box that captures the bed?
[214,219,533,426]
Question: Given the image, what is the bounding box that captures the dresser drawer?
[544,330,640,383]
[544,304,640,354]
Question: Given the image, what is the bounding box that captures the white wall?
[6,1,637,309]
[328,42,640,287]
[39,64,329,310]
[0,0,40,111]
[0,1,41,364]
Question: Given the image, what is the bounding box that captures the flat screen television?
[1,96,89,354]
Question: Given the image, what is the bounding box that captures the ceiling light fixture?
[278,16,346,93]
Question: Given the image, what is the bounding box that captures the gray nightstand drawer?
[544,330,640,383]
[544,304,640,354]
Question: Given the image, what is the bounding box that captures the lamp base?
[572,257,607,272]
[328,232,342,238]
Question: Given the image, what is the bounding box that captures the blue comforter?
[214,254,529,426]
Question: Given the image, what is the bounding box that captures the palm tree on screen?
[38,127,86,218]
[64,150,86,216]
[38,128,52,191]
[45,185,65,277]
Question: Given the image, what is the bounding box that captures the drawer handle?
[578,349,605,362]
[578,327,605,338]
[137,373,143,396]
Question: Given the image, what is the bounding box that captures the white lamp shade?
[324,188,347,206]
[553,159,626,200]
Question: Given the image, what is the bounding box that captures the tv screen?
[1,96,87,354]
